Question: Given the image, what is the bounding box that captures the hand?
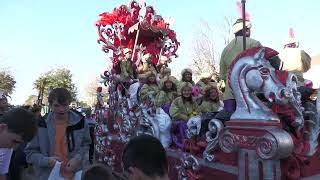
[48,156,61,167]
[64,158,81,172]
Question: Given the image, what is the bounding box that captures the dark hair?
[122,135,168,178]
[162,81,177,93]
[31,104,41,113]
[82,164,118,180]
[0,108,37,142]
[204,87,219,102]
[181,72,192,82]
[21,105,31,110]
[146,74,157,85]
[48,88,72,105]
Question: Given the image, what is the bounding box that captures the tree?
[0,71,16,95]
[191,17,233,83]
[33,68,77,105]
[24,95,38,106]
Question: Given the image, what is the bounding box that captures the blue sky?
[0,0,319,105]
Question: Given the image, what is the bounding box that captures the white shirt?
[0,148,13,174]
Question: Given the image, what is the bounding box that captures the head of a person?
[162,68,171,77]
[233,18,251,37]
[181,69,193,82]
[122,135,169,180]
[82,164,118,180]
[84,109,92,118]
[0,108,37,149]
[304,80,313,88]
[146,54,154,64]
[283,28,299,49]
[48,88,72,119]
[200,72,212,84]
[161,76,176,92]
[159,55,170,65]
[145,71,157,84]
[124,48,133,59]
[0,93,8,115]
[138,74,146,84]
[97,86,103,93]
[283,40,299,49]
[180,82,193,101]
[31,104,42,119]
[204,84,219,102]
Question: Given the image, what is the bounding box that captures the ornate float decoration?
[95,1,320,180]
[96,0,179,72]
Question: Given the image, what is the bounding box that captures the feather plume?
[236,1,250,21]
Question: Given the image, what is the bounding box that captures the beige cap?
[145,71,157,78]
[283,38,299,47]
[123,48,132,54]
[142,53,153,62]
[232,19,251,34]
[178,82,193,94]
[159,76,176,89]
[181,68,192,76]
[200,72,212,79]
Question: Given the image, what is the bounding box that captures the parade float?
[94,1,320,179]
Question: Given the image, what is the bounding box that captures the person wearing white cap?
[219,11,262,113]
[136,53,157,75]
[279,28,311,86]
[120,48,135,81]
[139,71,159,103]
[177,68,195,95]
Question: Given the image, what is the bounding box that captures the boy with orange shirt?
[25,88,91,180]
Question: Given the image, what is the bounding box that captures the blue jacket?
[24,110,91,180]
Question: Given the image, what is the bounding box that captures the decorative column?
[219,121,294,180]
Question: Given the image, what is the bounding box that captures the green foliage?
[0,71,16,95]
[34,68,77,104]
[24,95,38,106]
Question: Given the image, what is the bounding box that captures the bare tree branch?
[191,16,233,83]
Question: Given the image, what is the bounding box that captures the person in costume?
[157,56,171,76]
[279,28,312,86]
[180,68,194,85]
[139,71,159,103]
[177,68,195,94]
[169,82,199,121]
[95,86,104,110]
[155,76,178,114]
[160,67,172,78]
[199,83,221,114]
[219,16,262,114]
[136,53,157,75]
[128,73,146,109]
[120,48,135,81]
[169,82,199,149]
[196,72,212,94]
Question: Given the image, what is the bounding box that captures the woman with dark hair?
[180,68,194,85]
[199,83,221,114]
